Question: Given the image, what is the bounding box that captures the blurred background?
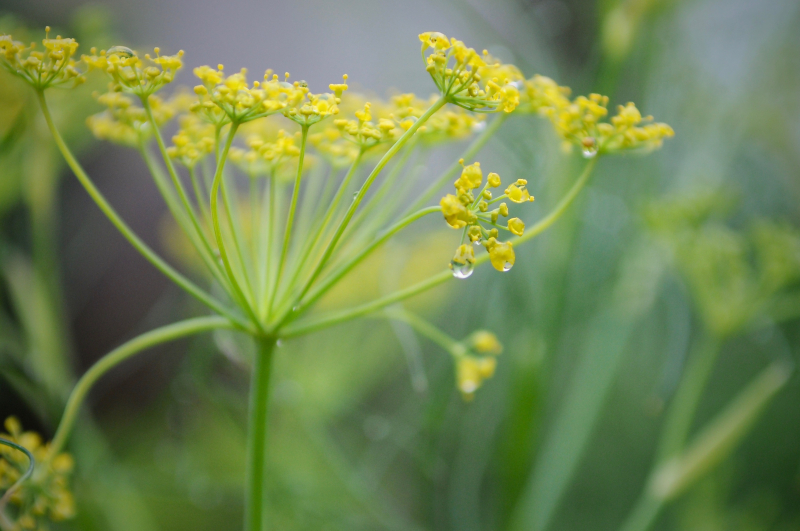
[1,0,800,529]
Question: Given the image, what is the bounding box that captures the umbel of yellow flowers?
[0,24,673,531]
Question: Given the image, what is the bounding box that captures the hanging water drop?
[582,146,598,159]
[450,259,475,279]
[502,261,513,272]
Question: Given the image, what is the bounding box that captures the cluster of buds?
[0,418,75,529]
[82,45,183,97]
[0,27,84,89]
[86,90,176,147]
[283,74,348,127]
[546,94,675,157]
[192,66,306,125]
[419,32,520,113]
[228,129,302,176]
[166,113,216,168]
[453,331,503,400]
[441,160,533,277]
[332,101,400,150]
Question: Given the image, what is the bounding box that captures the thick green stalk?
[35,90,245,327]
[281,158,598,337]
[48,316,237,458]
[245,337,277,531]
[270,125,309,314]
[294,97,447,305]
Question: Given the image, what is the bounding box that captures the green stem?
[270,126,309,314]
[48,316,237,458]
[619,333,720,531]
[281,158,598,337]
[656,332,722,462]
[282,207,440,326]
[210,122,262,329]
[0,438,34,511]
[245,336,277,531]
[383,308,461,355]
[142,97,219,267]
[276,153,364,312]
[295,96,447,305]
[402,113,508,215]
[35,90,245,328]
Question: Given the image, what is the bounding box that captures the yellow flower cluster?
[441,160,532,275]
[192,66,305,125]
[331,101,401,149]
[166,113,216,167]
[545,94,675,157]
[419,32,520,113]
[228,128,302,177]
[82,45,183,97]
[454,330,503,400]
[0,418,75,530]
[86,91,176,147]
[0,27,84,89]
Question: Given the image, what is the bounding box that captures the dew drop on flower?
[107,45,136,58]
[472,237,482,246]
[460,380,478,394]
[451,259,474,279]
[502,261,513,272]
[581,146,598,159]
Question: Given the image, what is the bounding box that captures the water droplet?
[451,260,474,279]
[471,121,487,133]
[510,80,523,89]
[581,146,598,159]
[107,45,136,58]
[292,306,299,312]
[276,339,283,347]
[472,236,482,246]
[460,380,478,394]
[353,192,359,199]
[502,261,513,272]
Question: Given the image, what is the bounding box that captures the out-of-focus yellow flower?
[0,28,85,89]
[87,90,177,147]
[167,112,216,167]
[452,328,503,400]
[0,417,76,529]
[546,94,674,157]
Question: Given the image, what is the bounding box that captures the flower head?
[546,94,674,157]
[87,90,177,147]
[440,160,532,276]
[453,329,503,400]
[0,28,85,90]
[83,45,183,97]
[419,32,521,113]
[1,417,76,529]
[192,67,308,125]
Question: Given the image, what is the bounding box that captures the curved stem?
[281,158,598,337]
[295,97,447,305]
[282,206,440,327]
[270,125,309,314]
[48,316,237,458]
[0,438,34,511]
[382,308,461,355]
[35,90,245,328]
[245,336,276,531]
